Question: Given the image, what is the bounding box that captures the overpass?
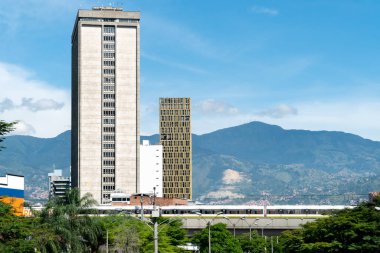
[174,216,320,236]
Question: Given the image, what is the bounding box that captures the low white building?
[139,140,163,197]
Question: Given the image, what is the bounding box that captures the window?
[104,43,115,50]
[104,77,115,83]
[104,94,115,99]
[104,69,115,75]
[103,126,115,132]
[103,35,115,41]
[103,118,115,124]
[103,110,115,116]
[103,143,115,149]
[104,52,115,58]
[103,160,115,166]
[103,85,114,92]
[103,135,115,141]
[104,26,115,33]
[104,60,115,66]
[103,152,115,157]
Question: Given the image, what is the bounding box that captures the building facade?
[159,98,192,199]
[140,140,163,197]
[0,174,24,216]
[48,169,70,199]
[71,7,140,204]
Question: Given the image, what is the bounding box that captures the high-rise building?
[71,7,140,204]
[139,140,163,197]
[159,98,192,199]
[48,169,70,199]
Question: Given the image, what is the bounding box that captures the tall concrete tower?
[159,98,192,199]
[71,7,140,204]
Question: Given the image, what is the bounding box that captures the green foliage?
[192,222,243,253]
[280,201,380,253]
[237,231,268,253]
[39,188,103,252]
[99,215,188,253]
[0,120,17,150]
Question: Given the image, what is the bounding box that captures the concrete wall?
[79,25,103,203]
[115,26,139,195]
[140,141,163,197]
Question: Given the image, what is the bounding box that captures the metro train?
[92,204,354,217]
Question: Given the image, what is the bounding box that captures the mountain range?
[1,121,379,204]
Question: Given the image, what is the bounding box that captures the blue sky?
[0,0,379,140]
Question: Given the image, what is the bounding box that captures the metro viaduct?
[171,216,320,236]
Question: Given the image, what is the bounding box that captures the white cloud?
[256,104,298,119]
[12,121,36,136]
[21,98,64,112]
[191,100,380,141]
[195,99,239,115]
[251,6,279,16]
[222,169,243,184]
[0,62,70,137]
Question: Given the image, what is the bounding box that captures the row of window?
[104,127,115,132]
[103,143,115,149]
[161,140,191,147]
[103,160,115,166]
[104,85,115,92]
[104,35,115,41]
[160,122,190,128]
[103,110,115,116]
[104,43,115,50]
[160,110,191,116]
[103,177,115,183]
[104,26,115,34]
[104,77,115,83]
[163,152,190,158]
[163,164,191,170]
[103,135,115,141]
[104,52,115,59]
[103,168,115,174]
[160,127,190,134]
[163,158,191,164]
[164,169,190,176]
[161,116,190,122]
[104,69,115,75]
[79,17,139,23]
[160,104,190,110]
[160,133,191,141]
[103,185,115,191]
[103,118,115,124]
[163,187,190,194]
[104,60,115,66]
[104,94,115,99]
[162,146,190,153]
[163,181,190,188]
[103,152,115,157]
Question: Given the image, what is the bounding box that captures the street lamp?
[195,211,223,253]
[223,216,237,237]
[240,217,252,241]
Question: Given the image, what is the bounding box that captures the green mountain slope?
[1,122,379,204]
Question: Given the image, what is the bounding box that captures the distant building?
[48,169,70,199]
[369,192,380,202]
[140,140,163,197]
[0,174,24,216]
[159,98,192,199]
[71,7,141,204]
[110,192,188,206]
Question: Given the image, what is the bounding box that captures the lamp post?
[240,217,252,241]
[195,211,223,253]
[223,216,237,237]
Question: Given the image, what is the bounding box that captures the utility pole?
[140,193,144,220]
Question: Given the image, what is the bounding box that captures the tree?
[39,188,103,252]
[0,120,17,150]
[237,231,268,253]
[280,198,380,253]
[192,223,243,253]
